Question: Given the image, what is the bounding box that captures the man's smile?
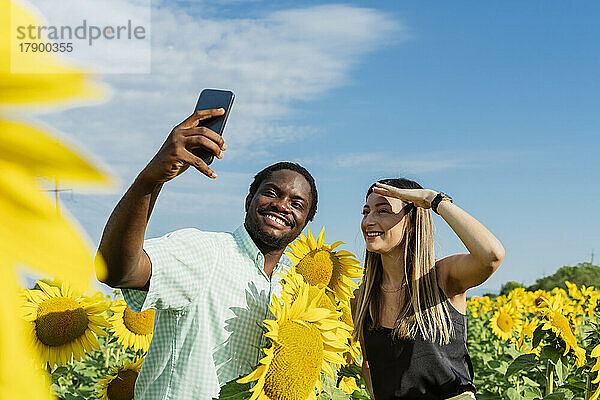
[259,210,292,229]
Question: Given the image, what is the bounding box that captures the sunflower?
[279,268,336,313]
[279,268,354,354]
[338,301,361,365]
[237,282,348,400]
[1,1,111,398]
[286,228,363,303]
[96,357,144,400]
[489,303,521,341]
[565,281,582,300]
[540,294,586,367]
[109,300,155,353]
[589,344,600,400]
[512,318,540,355]
[338,376,360,394]
[22,281,109,367]
[514,336,541,356]
[467,296,494,318]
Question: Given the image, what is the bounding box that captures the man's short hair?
[248,162,318,221]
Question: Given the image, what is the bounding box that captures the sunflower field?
[20,280,154,399]
[17,238,600,400]
[467,283,600,400]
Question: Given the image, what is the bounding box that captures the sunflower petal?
[0,165,102,290]
[316,227,325,249]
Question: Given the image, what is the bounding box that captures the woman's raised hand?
[371,182,438,209]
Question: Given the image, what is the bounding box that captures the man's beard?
[245,214,294,251]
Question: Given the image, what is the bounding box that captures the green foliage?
[467,307,600,400]
[49,335,138,400]
[528,263,600,292]
[501,281,526,296]
[212,379,252,400]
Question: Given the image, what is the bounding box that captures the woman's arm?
[371,183,505,294]
[434,200,505,294]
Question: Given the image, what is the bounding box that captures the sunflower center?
[263,321,323,400]
[496,312,513,332]
[123,308,155,335]
[296,250,333,286]
[327,256,343,288]
[36,297,88,347]
[107,369,138,400]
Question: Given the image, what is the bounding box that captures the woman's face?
[361,192,412,254]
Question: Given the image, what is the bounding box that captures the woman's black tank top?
[363,291,475,399]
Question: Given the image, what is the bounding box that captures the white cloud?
[30,1,403,242]
[34,2,402,174]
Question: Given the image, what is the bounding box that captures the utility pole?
[42,179,72,215]
[592,249,595,265]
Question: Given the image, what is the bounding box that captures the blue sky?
[29,1,600,295]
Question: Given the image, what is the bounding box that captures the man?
[97,108,318,399]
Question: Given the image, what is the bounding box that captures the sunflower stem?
[115,345,121,364]
[105,346,112,368]
[545,360,554,395]
[585,373,592,400]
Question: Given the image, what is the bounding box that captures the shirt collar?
[233,225,293,272]
[233,225,261,262]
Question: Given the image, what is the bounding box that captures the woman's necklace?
[380,280,407,293]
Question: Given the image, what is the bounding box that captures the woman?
[352,178,504,400]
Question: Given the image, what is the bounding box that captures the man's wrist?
[134,172,161,195]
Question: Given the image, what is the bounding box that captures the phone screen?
[193,89,235,165]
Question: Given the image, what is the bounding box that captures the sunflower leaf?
[505,354,538,379]
[504,387,520,400]
[521,385,543,400]
[542,345,561,365]
[213,378,252,400]
[533,324,547,348]
[338,364,362,378]
[542,393,565,400]
[351,391,370,400]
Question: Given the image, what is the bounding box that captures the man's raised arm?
[96,108,227,289]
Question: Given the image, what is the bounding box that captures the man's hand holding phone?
[137,108,227,190]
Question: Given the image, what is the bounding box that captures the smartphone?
[192,89,235,165]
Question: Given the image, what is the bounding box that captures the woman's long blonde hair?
[353,178,454,345]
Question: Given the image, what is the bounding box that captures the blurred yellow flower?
[0,0,112,398]
[1,1,104,106]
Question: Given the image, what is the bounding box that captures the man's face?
[245,169,312,251]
